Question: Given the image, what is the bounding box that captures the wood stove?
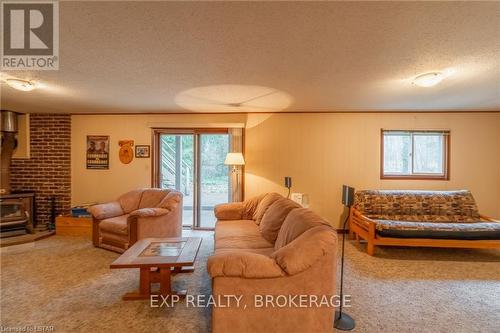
[1,111,37,238]
[0,192,36,237]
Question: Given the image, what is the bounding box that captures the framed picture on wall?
[86,135,109,169]
[135,145,150,158]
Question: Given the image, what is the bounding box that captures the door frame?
[152,128,230,230]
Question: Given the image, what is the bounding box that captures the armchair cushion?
[158,191,182,210]
[139,188,169,209]
[129,208,171,218]
[118,189,143,213]
[98,214,130,235]
[88,201,124,220]
[207,252,284,278]
[271,226,337,275]
[214,202,245,220]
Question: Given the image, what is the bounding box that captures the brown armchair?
[88,188,183,253]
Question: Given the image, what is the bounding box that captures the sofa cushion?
[242,193,266,220]
[118,189,143,213]
[274,208,330,250]
[375,219,500,240]
[207,252,284,278]
[214,247,275,257]
[354,190,480,222]
[99,214,130,235]
[252,193,283,225]
[259,198,301,243]
[139,188,169,209]
[215,220,273,249]
[271,226,337,275]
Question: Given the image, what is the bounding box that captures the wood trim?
[152,128,229,134]
[194,133,200,228]
[241,127,246,200]
[68,110,500,116]
[480,214,499,222]
[380,129,450,181]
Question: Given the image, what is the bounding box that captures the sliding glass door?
[199,134,229,228]
[155,130,229,229]
[159,134,194,227]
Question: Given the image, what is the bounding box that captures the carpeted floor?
[1,232,499,333]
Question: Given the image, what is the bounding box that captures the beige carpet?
[1,232,499,333]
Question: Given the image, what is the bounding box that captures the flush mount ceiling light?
[5,78,37,91]
[412,72,444,87]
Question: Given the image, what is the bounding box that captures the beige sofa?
[88,188,183,253]
[208,193,338,333]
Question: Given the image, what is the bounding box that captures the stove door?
[0,200,28,226]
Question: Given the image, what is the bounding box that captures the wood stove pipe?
[1,110,19,195]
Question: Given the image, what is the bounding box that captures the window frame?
[380,129,450,180]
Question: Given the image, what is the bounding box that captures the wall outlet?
[291,193,309,208]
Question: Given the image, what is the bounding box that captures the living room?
[1,1,499,333]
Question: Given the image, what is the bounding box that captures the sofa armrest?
[271,226,337,275]
[207,252,285,278]
[214,202,245,220]
[129,208,171,218]
[88,201,124,220]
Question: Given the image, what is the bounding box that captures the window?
[381,130,450,180]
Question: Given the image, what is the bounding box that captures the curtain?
[229,128,244,202]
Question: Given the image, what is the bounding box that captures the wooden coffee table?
[110,237,202,300]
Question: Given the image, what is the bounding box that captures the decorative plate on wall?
[118,140,134,164]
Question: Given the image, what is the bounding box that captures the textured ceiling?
[1,1,499,113]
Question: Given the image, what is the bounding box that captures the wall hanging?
[135,145,150,158]
[118,140,134,164]
[86,135,109,169]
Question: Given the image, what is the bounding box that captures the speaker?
[284,176,292,189]
[342,185,355,207]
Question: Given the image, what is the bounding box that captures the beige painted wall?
[244,113,500,227]
[72,113,500,227]
[71,114,246,205]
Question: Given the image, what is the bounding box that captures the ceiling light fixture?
[412,72,444,87]
[5,78,37,92]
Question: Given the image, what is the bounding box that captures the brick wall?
[11,114,71,228]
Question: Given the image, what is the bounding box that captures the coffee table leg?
[123,267,191,300]
[122,268,151,300]
[159,267,171,295]
[139,267,151,295]
[159,268,188,296]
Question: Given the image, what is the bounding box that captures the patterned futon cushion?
[374,219,500,240]
[374,220,498,232]
[354,190,480,222]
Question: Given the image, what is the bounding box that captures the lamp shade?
[224,152,245,166]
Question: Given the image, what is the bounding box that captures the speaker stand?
[334,311,355,331]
